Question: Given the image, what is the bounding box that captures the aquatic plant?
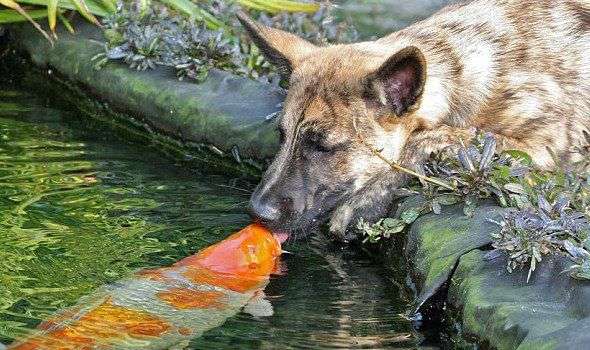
[488,195,589,282]
[95,4,241,77]
[0,0,322,46]
[358,209,420,244]
[360,129,590,283]
[95,1,357,83]
[421,133,530,216]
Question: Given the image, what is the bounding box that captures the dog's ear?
[236,11,317,79]
[366,46,427,117]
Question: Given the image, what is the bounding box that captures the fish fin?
[243,291,274,317]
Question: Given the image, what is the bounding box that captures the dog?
[237,0,590,241]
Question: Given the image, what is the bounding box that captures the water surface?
[0,83,423,349]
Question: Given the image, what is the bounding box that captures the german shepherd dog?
[238,0,590,240]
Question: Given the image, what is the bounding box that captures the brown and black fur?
[239,0,590,240]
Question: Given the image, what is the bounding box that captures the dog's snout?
[249,193,295,226]
[250,197,281,223]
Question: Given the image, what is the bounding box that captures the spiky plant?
[0,0,321,43]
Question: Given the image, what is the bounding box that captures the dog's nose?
[249,196,281,224]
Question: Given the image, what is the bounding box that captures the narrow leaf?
[69,0,100,25]
[47,0,58,32]
[0,8,46,23]
[0,0,53,42]
[57,10,74,33]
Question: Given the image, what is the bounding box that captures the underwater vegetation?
[360,132,590,282]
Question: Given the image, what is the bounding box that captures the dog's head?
[238,13,431,237]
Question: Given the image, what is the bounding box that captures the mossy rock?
[403,200,507,309]
[449,250,590,349]
[8,20,283,170]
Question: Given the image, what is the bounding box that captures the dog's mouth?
[268,188,353,240]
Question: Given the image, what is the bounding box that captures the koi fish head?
[175,223,282,277]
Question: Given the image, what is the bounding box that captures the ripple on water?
[0,87,422,348]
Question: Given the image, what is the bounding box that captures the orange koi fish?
[7,223,283,350]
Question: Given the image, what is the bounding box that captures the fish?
[7,223,283,350]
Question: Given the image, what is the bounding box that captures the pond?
[0,78,447,349]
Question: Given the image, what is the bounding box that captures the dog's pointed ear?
[236,11,317,79]
[366,46,427,117]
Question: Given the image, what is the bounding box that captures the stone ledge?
[9,21,284,174]
[396,197,590,350]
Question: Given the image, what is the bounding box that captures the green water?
[0,84,425,349]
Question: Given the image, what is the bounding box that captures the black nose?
[249,196,281,224]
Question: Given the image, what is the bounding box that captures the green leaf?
[68,0,100,25]
[159,0,223,29]
[16,0,109,17]
[0,0,52,42]
[47,0,58,31]
[238,0,320,14]
[382,218,401,228]
[492,165,512,180]
[0,8,47,23]
[502,149,533,166]
[400,209,420,224]
[435,194,460,206]
[504,182,526,194]
[97,0,115,13]
[57,10,75,33]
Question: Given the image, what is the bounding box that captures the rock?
[9,21,284,171]
[403,200,507,310]
[449,250,590,350]
[338,0,464,39]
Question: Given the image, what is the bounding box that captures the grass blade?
[47,0,58,31]
[68,0,100,25]
[16,0,109,17]
[0,0,53,42]
[0,8,47,23]
[159,0,224,29]
[97,0,115,13]
[57,10,74,33]
[238,0,320,13]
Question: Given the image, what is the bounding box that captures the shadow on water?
[0,73,442,348]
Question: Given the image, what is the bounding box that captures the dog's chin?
[267,197,350,241]
[266,214,325,241]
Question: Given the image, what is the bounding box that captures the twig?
[352,117,456,191]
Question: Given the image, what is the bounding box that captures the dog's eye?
[304,131,333,153]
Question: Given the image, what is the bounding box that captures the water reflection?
[0,85,425,349]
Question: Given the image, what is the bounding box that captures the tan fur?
[240,0,590,239]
